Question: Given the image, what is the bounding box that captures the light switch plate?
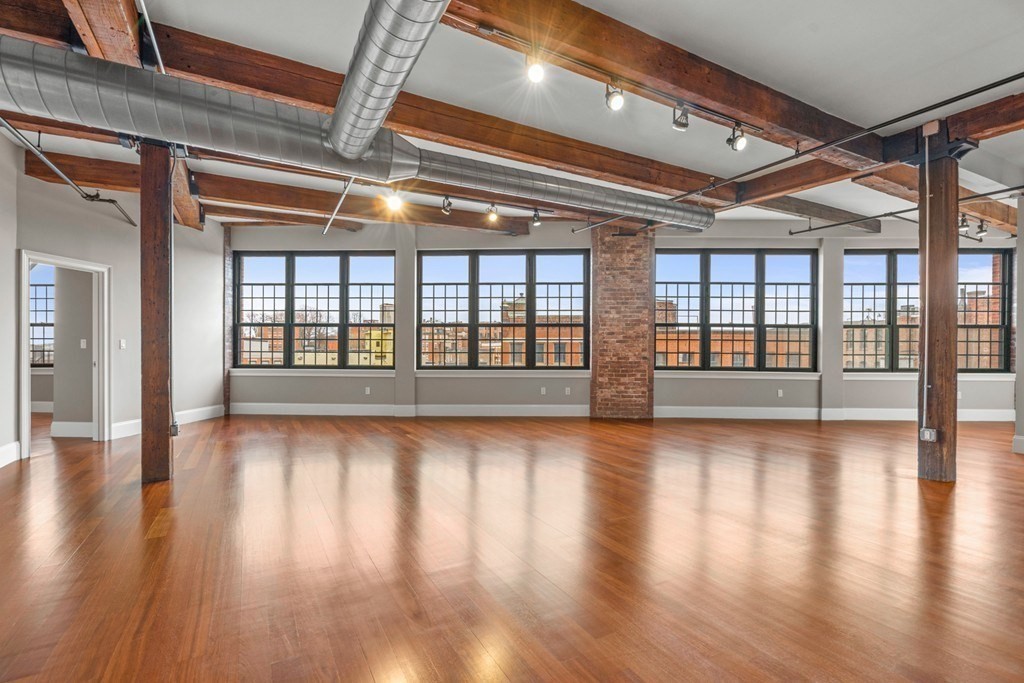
[119,339,127,350]
[80,339,87,349]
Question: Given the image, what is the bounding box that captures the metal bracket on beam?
[898,120,978,166]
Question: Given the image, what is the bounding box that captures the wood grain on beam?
[193,171,530,235]
[170,162,203,229]
[24,150,139,192]
[735,160,885,207]
[756,196,881,232]
[201,206,332,224]
[854,165,1017,234]
[0,110,121,144]
[219,220,364,232]
[442,0,883,170]
[151,24,733,203]
[61,0,139,65]
[948,92,1024,141]
[0,0,76,48]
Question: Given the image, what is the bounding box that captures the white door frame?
[18,249,112,459]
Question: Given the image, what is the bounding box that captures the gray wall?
[0,136,16,449]
[52,268,93,423]
[223,208,1017,419]
[15,173,225,431]
[31,372,53,404]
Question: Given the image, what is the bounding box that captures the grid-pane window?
[348,256,395,367]
[420,254,470,367]
[418,251,589,369]
[656,250,817,371]
[957,252,1009,370]
[29,264,55,367]
[843,250,1011,373]
[235,252,395,369]
[536,253,586,368]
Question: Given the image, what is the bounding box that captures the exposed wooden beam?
[853,165,1018,234]
[0,110,121,144]
[442,0,883,169]
[25,150,139,192]
[24,150,529,235]
[219,220,364,232]
[200,206,332,224]
[60,0,139,65]
[169,162,203,230]
[193,172,531,236]
[0,0,76,48]
[948,92,1024,141]
[149,24,734,204]
[139,141,173,483]
[734,160,890,207]
[755,196,881,232]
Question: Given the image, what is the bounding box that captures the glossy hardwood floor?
[1,413,1022,681]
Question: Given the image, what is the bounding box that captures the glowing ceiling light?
[385,192,403,212]
[526,54,545,83]
[486,204,499,222]
[726,123,747,151]
[605,83,624,112]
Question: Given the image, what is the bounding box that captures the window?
[29,264,55,367]
[418,251,588,369]
[843,250,1011,372]
[234,252,395,368]
[655,250,816,371]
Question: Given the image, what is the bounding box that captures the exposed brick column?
[590,226,655,419]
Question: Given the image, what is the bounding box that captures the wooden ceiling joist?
[0,0,76,48]
[23,150,530,235]
[442,0,884,170]
[852,165,1018,234]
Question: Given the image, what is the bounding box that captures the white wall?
[0,136,18,464]
[14,172,225,439]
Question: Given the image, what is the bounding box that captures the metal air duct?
[0,36,715,230]
[327,0,450,160]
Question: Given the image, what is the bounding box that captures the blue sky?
[656,253,811,283]
[30,264,55,285]
[422,253,585,283]
[242,255,395,283]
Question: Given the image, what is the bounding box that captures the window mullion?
[469,253,479,369]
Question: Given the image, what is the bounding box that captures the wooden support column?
[140,143,174,483]
[590,226,655,419]
[917,154,959,482]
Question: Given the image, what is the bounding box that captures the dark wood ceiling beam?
[219,219,364,232]
[25,150,140,192]
[755,196,881,232]
[733,160,879,207]
[442,0,883,170]
[0,0,76,48]
[948,92,1024,141]
[852,165,1018,234]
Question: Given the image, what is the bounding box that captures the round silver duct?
[326,0,450,160]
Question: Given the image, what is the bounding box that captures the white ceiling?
[13,0,1024,225]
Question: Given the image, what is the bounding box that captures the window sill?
[230,368,396,378]
[415,369,591,379]
[31,367,54,376]
[844,372,1014,382]
[655,370,821,380]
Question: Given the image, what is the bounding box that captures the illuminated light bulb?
[385,193,403,212]
[526,55,545,83]
[486,204,499,222]
[727,123,747,151]
[605,84,624,112]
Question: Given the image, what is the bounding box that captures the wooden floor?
[1,414,1022,681]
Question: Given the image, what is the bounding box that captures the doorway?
[18,250,112,459]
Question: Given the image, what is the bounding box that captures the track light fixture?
[672,105,690,131]
[958,213,970,234]
[976,219,988,237]
[441,195,452,215]
[385,192,403,212]
[486,204,499,222]
[605,83,625,112]
[526,53,545,83]
[531,209,542,227]
[726,123,747,151]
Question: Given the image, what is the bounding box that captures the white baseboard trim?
[110,405,229,439]
[0,441,19,470]
[176,405,226,424]
[840,408,1015,422]
[819,408,846,421]
[230,402,396,416]
[31,401,53,413]
[50,421,94,438]
[393,405,417,417]
[654,406,821,420]
[958,409,1015,422]
[416,404,590,417]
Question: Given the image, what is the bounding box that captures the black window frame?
[29,278,55,368]
[417,249,590,370]
[233,250,396,370]
[655,249,818,372]
[842,248,1013,373]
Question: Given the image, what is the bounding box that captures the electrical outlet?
[80,339,87,349]
[540,386,547,395]
[119,339,127,350]
[777,389,784,398]
[919,428,938,442]
[565,387,571,396]
[364,386,371,395]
